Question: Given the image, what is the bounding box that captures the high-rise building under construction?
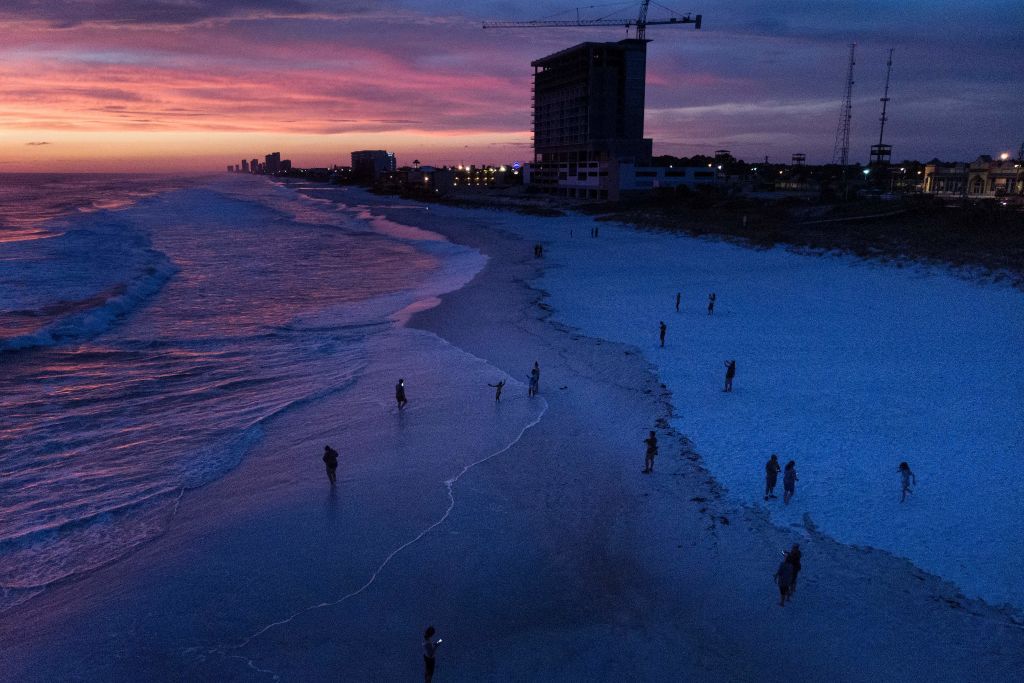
[530,39,654,199]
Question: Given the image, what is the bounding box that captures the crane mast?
[832,43,856,167]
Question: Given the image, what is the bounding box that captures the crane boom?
[483,1,701,40]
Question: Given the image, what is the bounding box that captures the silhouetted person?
[594,226,599,237]
[765,453,781,500]
[659,321,666,347]
[898,461,916,502]
[643,430,658,473]
[783,460,798,504]
[322,445,339,486]
[723,360,736,392]
[423,626,442,683]
[786,543,802,593]
[396,378,408,409]
[774,554,795,606]
[488,379,506,401]
[675,292,681,312]
[528,361,540,397]
[707,292,716,315]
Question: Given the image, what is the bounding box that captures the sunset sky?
[1,0,1020,172]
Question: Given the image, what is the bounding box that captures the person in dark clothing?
[643,430,658,473]
[898,461,916,502]
[659,321,667,347]
[707,292,716,315]
[528,361,540,397]
[774,556,795,606]
[487,379,506,401]
[395,379,408,409]
[785,543,802,593]
[783,460,798,504]
[423,626,442,683]
[675,292,681,312]
[764,453,781,500]
[723,360,736,392]
[322,445,339,486]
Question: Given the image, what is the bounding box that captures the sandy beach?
[2,187,1023,681]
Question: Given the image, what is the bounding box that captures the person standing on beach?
[322,445,339,486]
[423,626,442,683]
[659,321,667,347]
[786,543,802,593]
[723,360,736,392]
[707,292,716,315]
[675,292,681,312]
[764,453,781,500]
[488,379,506,401]
[774,553,795,606]
[783,460,798,504]
[643,430,658,473]
[396,378,408,409]
[528,362,540,397]
[898,461,916,502]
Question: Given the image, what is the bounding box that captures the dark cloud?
[0,0,375,28]
[25,141,51,145]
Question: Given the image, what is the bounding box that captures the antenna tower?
[870,48,894,166]
[832,43,856,166]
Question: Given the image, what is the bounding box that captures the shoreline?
[1,184,1022,679]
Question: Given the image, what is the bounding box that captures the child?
[898,461,916,502]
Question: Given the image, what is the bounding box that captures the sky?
[0,0,1021,172]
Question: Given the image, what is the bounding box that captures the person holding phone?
[423,626,442,682]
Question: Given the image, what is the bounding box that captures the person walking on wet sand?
[423,626,442,683]
[707,292,716,315]
[528,361,540,397]
[783,460,798,504]
[395,378,408,409]
[774,552,796,606]
[898,461,916,502]
[322,445,339,486]
[723,359,736,392]
[488,379,506,401]
[659,321,667,347]
[643,430,658,473]
[675,292,681,312]
[764,453,781,500]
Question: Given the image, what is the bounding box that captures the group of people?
[773,543,802,606]
[763,454,798,504]
[660,293,718,343]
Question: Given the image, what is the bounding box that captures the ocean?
[0,173,493,611]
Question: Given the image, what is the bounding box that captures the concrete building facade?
[530,39,653,200]
[923,155,1024,200]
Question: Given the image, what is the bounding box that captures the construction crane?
[483,1,701,40]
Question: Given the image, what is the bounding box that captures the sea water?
[0,174,532,612]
